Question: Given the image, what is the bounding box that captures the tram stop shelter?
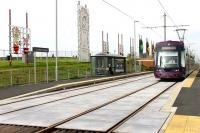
[91,53,126,76]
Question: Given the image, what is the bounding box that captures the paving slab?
[57,82,174,132]
[115,83,177,133]
[0,77,157,127]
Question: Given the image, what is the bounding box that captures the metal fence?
[0,49,147,88]
[0,64,149,88]
[0,67,91,87]
[0,49,99,58]
[0,49,79,58]
[0,49,98,88]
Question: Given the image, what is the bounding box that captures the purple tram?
[154,40,192,79]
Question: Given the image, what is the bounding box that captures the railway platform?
[164,69,200,133]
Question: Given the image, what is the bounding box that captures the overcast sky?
[0,0,199,60]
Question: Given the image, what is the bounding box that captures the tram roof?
[156,40,184,46]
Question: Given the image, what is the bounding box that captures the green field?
[0,57,91,87]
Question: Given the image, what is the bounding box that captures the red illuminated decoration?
[24,48,29,54]
[23,34,30,54]
[13,43,19,54]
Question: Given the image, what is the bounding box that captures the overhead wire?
[157,0,200,61]
[157,0,192,43]
[101,0,162,39]
[102,0,135,20]
[139,21,162,38]
[157,0,178,28]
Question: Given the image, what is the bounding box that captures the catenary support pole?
[55,0,58,81]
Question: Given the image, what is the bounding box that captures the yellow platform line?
[183,70,198,88]
[165,115,187,133]
[184,116,200,133]
[165,115,200,133]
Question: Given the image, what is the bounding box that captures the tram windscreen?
[157,51,178,68]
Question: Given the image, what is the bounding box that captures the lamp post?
[134,20,139,72]
[55,0,58,81]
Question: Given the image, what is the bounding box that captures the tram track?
[0,81,176,133]
[0,73,153,106]
[35,81,177,133]
[53,82,176,133]
[0,75,153,115]
[0,77,159,133]
[0,74,176,133]
[35,81,161,133]
[106,82,176,133]
[56,83,176,133]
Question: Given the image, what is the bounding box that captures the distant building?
[77,1,90,62]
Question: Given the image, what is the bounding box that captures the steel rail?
[106,82,177,133]
[0,76,154,116]
[35,81,160,133]
[0,75,153,106]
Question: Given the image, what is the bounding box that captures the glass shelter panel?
[115,58,125,72]
[95,57,106,75]
[91,57,96,75]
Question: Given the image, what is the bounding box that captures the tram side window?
[181,51,185,67]
[154,52,157,66]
